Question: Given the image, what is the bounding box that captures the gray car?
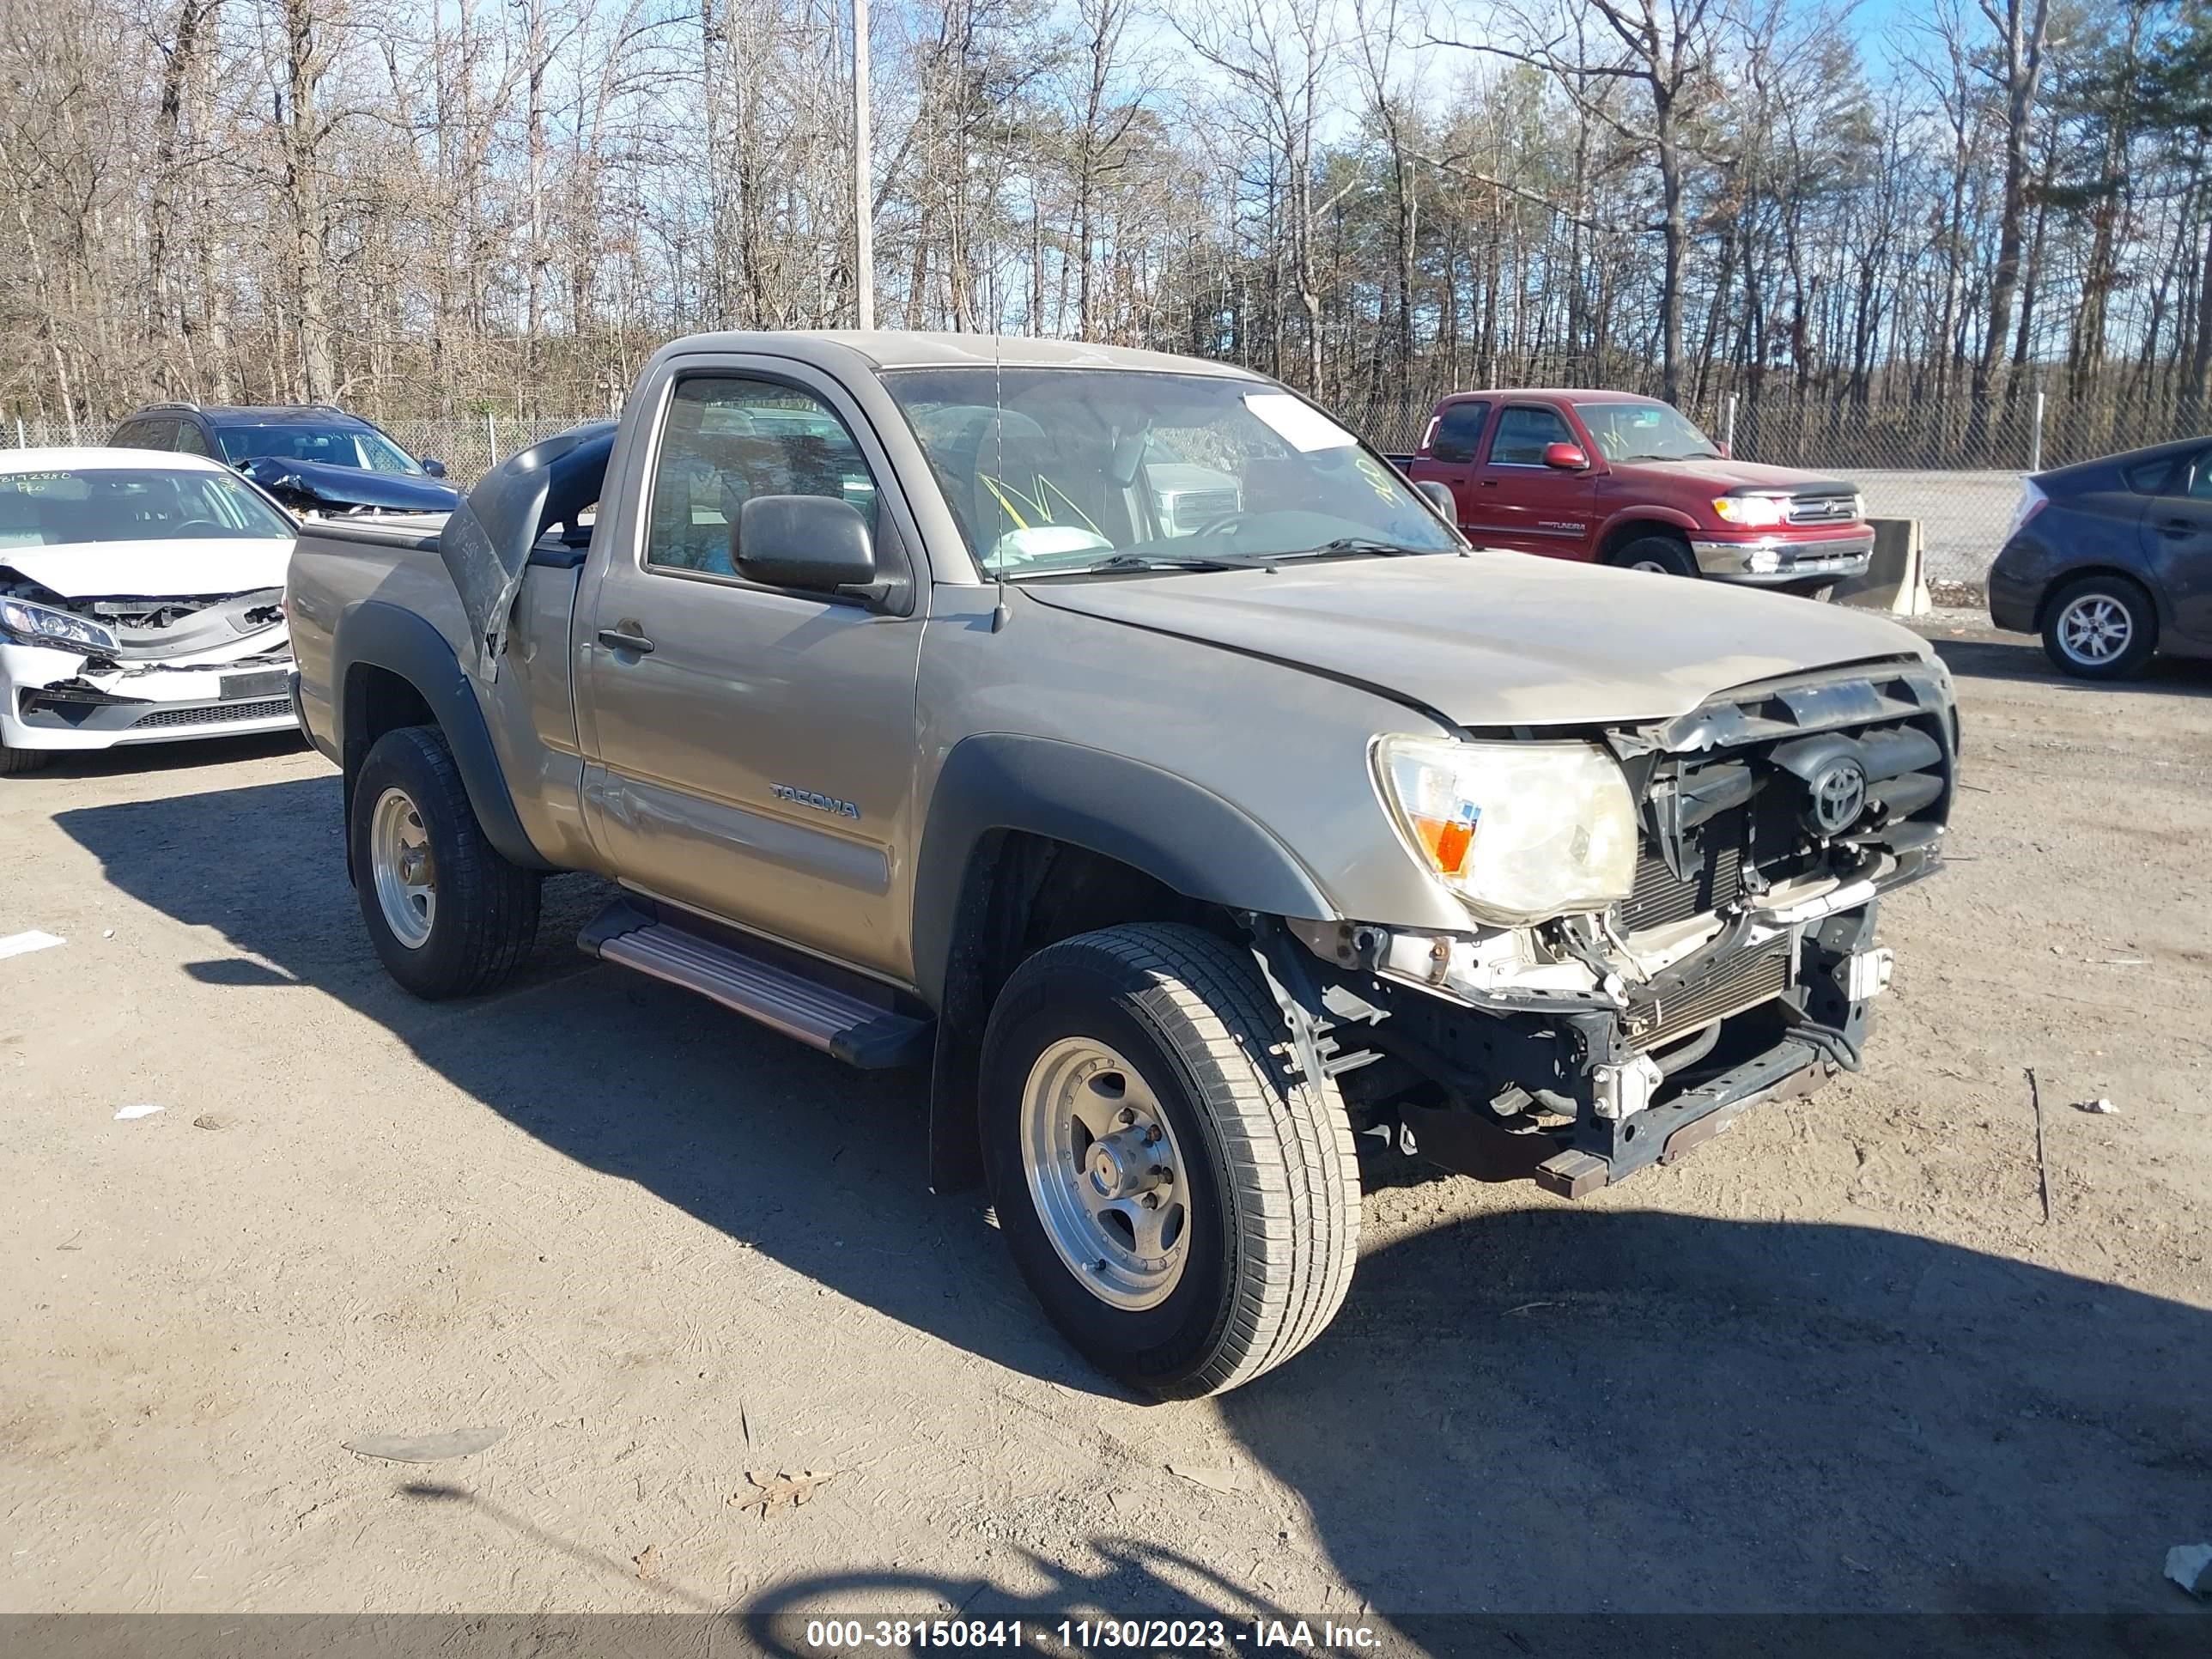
[1987,435,2212,678]
[285,331,1958,1396]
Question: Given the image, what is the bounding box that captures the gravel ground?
[1,620,2208,1628]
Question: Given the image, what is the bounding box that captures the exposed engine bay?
[3,569,284,660]
[1274,657,1957,1198]
[1,567,295,745]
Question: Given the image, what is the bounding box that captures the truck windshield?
[881,367,1461,578]
[1574,402,1721,463]
[0,466,295,544]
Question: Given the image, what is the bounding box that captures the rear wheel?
[2042,574,2157,679]
[981,923,1361,1398]
[1608,534,1698,577]
[0,743,53,776]
[349,725,541,998]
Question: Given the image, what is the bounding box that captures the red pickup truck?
[1389,390,1873,591]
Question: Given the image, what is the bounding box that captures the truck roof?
[658,330,1270,379]
[1438,388,1666,406]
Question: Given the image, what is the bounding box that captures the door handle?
[1480,478,1498,489]
[597,623,655,655]
[2161,519,2193,538]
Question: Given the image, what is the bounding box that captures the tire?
[1608,534,1698,577]
[349,725,541,998]
[981,922,1361,1398]
[2042,573,2158,680]
[0,743,53,776]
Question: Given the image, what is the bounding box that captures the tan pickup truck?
[285,331,1958,1395]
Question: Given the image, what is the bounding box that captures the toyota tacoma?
[285,332,1957,1396]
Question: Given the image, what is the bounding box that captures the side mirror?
[420,457,448,478]
[1542,442,1589,471]
[1414,479,1456,517]
[734,494,884,601]
[1715,441,1732,460]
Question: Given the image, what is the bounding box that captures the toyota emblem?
[1808,757,1868,836]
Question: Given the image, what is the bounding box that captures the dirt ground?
[2,617,2208,1630]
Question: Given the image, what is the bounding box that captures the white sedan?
[0,448,299,774]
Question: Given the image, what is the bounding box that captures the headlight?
[1374,736,1639,925]
[1711,493,1788,528]
[0,597,118,653]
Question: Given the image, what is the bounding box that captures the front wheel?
[2042,574,2157,679]
[1608,534,1698,577]
[0,742,53,776]
[349,725,542,998]
[981,923,1361,1398]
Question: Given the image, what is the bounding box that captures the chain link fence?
[13,386,2203,593]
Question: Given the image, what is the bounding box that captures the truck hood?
[1625,457,1855,495]
[0,538,293,599]
[1022,551,1930,728]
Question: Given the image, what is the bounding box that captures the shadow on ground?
[53,774,2212,1626]
[1932,635,2212,696]
[15,729,309,781]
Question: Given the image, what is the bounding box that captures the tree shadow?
[1932,635,2212,696]
[52,774,2212,1630]
[54,771,1112,1398]
[13,728,308,780]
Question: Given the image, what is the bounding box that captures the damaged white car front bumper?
[0,630,298,751]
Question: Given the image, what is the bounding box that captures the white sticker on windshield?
[1243,392,1358,453]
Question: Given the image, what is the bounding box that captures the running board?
[580,899,932,1069]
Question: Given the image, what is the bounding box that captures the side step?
[580,899,932,1069]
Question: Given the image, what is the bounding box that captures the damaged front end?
[1277,658,1955,1197]
[1,576,296,746]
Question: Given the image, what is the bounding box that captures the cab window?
[173,422,216,459]
[646,376,880,578]
[1488,405,1576,466]
[1431,401,1491,465]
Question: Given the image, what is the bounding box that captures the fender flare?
[1595,507,1703,559]
[912,733,1340,1192]
[910,733,1339,1012]
[332,600,555,873]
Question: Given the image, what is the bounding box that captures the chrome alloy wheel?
[2056,592,2133,666]
[369,786,437,950]
[1018,1036,1192,1311]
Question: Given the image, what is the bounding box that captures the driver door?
[1470,403,1599,561]
[578,361,926,982]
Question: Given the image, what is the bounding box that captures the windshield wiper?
[1279,538,1445,560]
[1083,551,1255,574]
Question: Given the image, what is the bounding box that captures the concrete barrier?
[1833,518,1931,616]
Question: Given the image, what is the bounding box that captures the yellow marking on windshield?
[979,473,1102,537]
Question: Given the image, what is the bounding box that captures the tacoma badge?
[772,782,861,819]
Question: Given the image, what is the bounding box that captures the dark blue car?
[1988,435,2212,679]
[108,404,461,516]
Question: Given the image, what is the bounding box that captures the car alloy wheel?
[369,785,438,949]
[1018,1036,1191,1311]
[2055,592,2132,667]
